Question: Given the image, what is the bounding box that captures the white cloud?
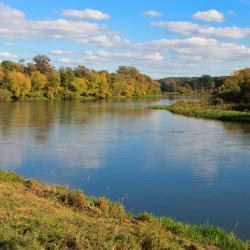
[134,37,250,61]
[0,3,127,47]
[57,50,164,66]
[94,50,163,62]
[142,10,163,18]
[49,49,73,55]
[151,21,250,39]
[3,42,15,47]
[60,8,110,20]
[193,9,224,23]
[0,52,17,59]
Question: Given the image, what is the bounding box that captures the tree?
[0,58,162,100]
[217,68,250,103]
[33,55,53,74]
[0,89,12,101]
[31,71,47,91]
[59,67,75,88]
[200,75,213,89]
[7,71,31,98]
[117,66,140,79]
[74,66,95,81]
[1,61,21,72]
[70,77,88,96]
[0,65,4,82]
[218,78,241,103]
[45,71,61,98]
[164,79,180,92]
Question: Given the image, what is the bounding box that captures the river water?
[0,98,250,239]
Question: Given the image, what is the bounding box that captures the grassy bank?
[0,171,249,250]
[152,101,250,123]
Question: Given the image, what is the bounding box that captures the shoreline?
[152,102,250,123]
[0,171,248,249]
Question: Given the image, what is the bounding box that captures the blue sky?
[0,0,250,78]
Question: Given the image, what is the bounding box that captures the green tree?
[218,78,241,103]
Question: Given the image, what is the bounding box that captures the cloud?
[142,10,163,18]
[3,42,15,47]
[0,52,17,59]
[134,37,250,61]
[60,8,110,20]
[151,21,250,39]
[91,50,163,62]
[228,10,235,16]
[0,3,128,47]
[56,50,164,66]
[49,49,73,55]
[193,9,224,22]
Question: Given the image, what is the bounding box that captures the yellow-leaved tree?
[30,71,47,91]
[8,71,31,98]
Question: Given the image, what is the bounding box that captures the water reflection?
[0,99,250,239]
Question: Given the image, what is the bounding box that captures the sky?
[0,0,250,78]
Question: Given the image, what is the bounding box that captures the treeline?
[160,68,250,105]
[0,55,161,101]
[215,68,250,104]
[160,75,227,94]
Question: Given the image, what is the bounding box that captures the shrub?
[0,89,12,101]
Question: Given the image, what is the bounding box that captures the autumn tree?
[31,71,47,91]
[7,71,31,98]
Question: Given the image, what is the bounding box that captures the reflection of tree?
[0,99,160,170]
[221,122,250,144]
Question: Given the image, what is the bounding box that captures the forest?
[160,68,250,105]
[0,55,161,101]
[160,75,228,95]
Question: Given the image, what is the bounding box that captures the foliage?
[30,71,47,91]
[216,68,250,104]
[7,71,31,98]
[153,101,250,123]
[0,171,248,250]
[0,55,161,101]
[160,68,250,104]
[0,89,12,101]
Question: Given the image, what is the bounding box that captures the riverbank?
[0,95,163,103]
[152,101,250,123]
[0,171,248,250]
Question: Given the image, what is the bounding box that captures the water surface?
[0,98,250,239]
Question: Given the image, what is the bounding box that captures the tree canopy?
[0,55,161,100]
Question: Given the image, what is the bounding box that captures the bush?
[0,89,12,101]
[211,97,224,105]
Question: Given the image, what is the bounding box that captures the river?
[0,97,250,239]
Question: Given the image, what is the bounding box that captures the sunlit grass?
[152,101,250,123]
[0,171,249,249]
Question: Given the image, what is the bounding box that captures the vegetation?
[155,68,250,123]
[159,75,226,95]
[0,172,250,250]
[153,101,250,123]
[0,56,161,101]
[216,68,250,104]
[0,171,248,250]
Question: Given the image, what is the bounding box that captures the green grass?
[0,171,249,250]
[152,101,250,123]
